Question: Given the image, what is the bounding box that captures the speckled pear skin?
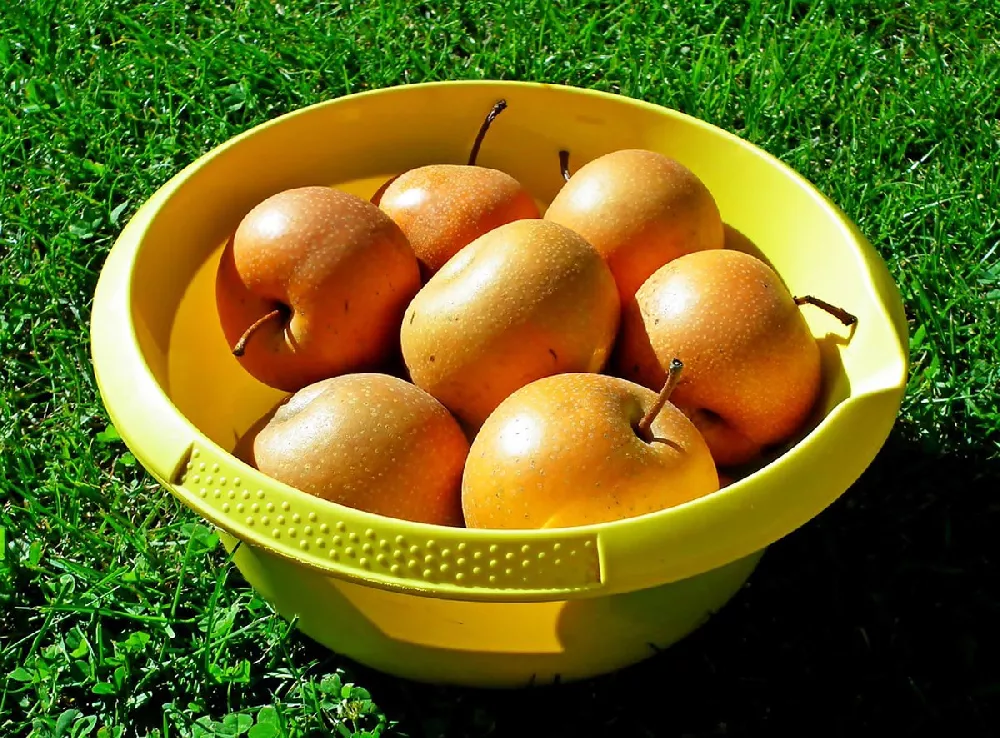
[615,249,822,467]
[462,373,719,529]
[545,149,724,302]
[216,186,421,393]
[379,164,541,279]
[401,219,621,432]
[236,373,469,527]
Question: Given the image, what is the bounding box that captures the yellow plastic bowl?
[90,81,908,688]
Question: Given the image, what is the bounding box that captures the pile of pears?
[216,101,856,531]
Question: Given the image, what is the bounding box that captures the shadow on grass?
[350,432,999,737]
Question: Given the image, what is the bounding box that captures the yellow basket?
[89,81,908,688]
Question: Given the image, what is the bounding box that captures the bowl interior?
[106,81,907,598]
[140,84,901,454]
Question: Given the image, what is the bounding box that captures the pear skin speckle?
[218,186,421,392]
[462,373,718,529]
[401,220,621,431]
[245,373,468,527]
[616,249,821,466]
[545,149,724,300]
[380,164,540,277]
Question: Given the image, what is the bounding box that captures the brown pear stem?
[637,358,684,442]
[467,99,507,166]
[232,307,286,357]
[559,150,572,182]
[793,295,858,326]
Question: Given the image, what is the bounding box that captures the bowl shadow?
[723,222,779,275]
[340,434,1000,737]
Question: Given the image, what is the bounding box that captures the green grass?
[1,0,998,735]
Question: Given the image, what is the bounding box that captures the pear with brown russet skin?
[235,373,469,527]
[401,219,620,433]
[545,148,724,302]
[614,249,857,467]
[462,363,719,530]
[216,186,421,393]
[377,100,540,279]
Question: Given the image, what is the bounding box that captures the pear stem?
[793,295,858,326]
[637,358,684,442]
[559,150,572,182]
[232,307,287,357]
[468,99,508,166]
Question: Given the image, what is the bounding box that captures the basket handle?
[168,440,604,602]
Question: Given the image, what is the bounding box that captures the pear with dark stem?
[377,100,540,279]
[546,148,724,303]
[615,248,858,467]
[462,361,719,530]
[216,186,421,392]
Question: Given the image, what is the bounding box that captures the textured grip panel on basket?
[172,442,604,593]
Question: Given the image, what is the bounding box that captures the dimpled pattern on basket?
[174,443,604,592]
